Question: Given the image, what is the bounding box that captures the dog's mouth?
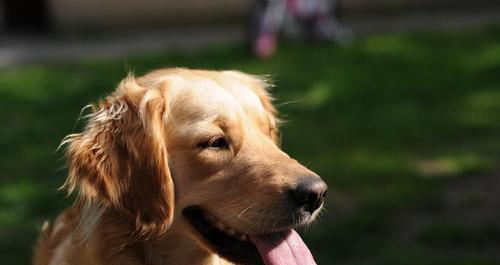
[182,206,317,265]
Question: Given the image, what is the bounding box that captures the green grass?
[2,27,500,265]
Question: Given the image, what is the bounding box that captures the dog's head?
[64,69,327,265]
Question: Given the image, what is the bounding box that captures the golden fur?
[33,68,322,265]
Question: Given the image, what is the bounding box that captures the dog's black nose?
[293,178,328,213]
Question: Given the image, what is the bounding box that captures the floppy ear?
[62,76,174,238]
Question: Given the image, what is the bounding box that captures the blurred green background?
[1,27,500,265]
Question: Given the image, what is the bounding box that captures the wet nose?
[292,178,328,213]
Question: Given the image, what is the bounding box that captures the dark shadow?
[2,0,51,33]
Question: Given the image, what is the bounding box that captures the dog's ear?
[248,75,281,144]
[222,71,281,144]
[255,82,280,144]
[62,76,174,238]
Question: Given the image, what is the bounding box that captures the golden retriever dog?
[33,68,327,265]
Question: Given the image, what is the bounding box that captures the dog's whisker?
[244,223,258,235]
[237,205,253,218]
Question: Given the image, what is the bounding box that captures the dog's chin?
[183,205,316,265]
[182,206,263,265]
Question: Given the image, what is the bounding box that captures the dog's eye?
[208,137,230,149]
[199,137,230,150]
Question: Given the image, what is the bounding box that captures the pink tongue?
[249,229,317,265]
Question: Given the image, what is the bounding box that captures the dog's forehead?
[168,73,266,122]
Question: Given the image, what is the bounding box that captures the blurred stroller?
[247,0,353,58]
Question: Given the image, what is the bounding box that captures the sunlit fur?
[33,68,322,265]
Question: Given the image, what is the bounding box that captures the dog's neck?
[147,229,233,265]
[79,206,232,265]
